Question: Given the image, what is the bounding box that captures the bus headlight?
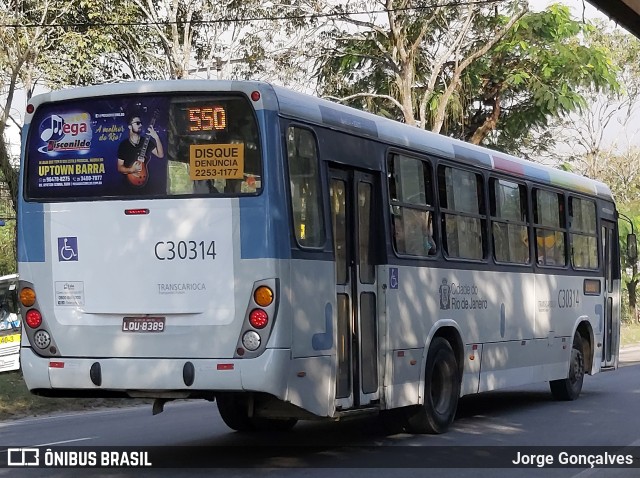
[242,331,261,351]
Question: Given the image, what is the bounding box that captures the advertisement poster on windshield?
[26,97,170,198]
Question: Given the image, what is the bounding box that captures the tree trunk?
[469,94,501,145]
[628,268,638,323]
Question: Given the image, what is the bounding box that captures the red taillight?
[26,103,35,114]
[25,309,42,328]
[251,91,261,102]
[125,208,149,215]
[249,309,268,329]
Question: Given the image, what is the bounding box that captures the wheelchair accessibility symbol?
[58,237,78,262]
[389,267,399,289]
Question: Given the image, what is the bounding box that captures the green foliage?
[0,220,16,276]
[457,5,619,151]
[314,2,619,154]
[617,205,640,324]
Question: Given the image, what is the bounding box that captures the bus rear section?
[17,81,627,436]
[16,84,300,421]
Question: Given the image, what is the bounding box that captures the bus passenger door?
[601,220,619,369]
[329,167,380,410]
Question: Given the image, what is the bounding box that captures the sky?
[530,0,607,19]
[530,1,640,154]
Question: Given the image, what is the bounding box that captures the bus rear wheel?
[216,393,297,432]
[550,332,585,401]
[405,337,460,434]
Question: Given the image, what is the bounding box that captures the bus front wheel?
[406,337,460,434]
[550,332,585,401]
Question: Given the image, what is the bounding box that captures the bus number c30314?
[154,240,216,260]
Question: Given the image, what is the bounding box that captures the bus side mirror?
[628,233,637,263]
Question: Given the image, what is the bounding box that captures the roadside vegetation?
[0,370,149,421]
[621,321,640,347]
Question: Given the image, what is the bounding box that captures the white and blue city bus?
[17,80,624,433]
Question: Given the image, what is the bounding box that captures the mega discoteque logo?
[38,112,92,154]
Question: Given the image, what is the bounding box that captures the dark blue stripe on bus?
[18,200,45,263]
[240,109,290,260]
[17,125,46,263]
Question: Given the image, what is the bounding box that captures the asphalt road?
[2,345,640,477]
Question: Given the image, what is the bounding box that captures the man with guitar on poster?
[117,110,164,189]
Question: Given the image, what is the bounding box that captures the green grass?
[2,324,640,421]
[621,321,640,347]
[0,370,147,421]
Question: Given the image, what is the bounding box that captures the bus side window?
[388,154,436,257]
[286,126,325,248]
[438,165,486,260]
[490,178,530,264]
[533,189,566,266]
[569,196,598,269]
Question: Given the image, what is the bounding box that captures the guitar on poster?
[117,110,164,187]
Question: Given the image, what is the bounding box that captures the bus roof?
[25,80,613,201]
[270,85,613,202]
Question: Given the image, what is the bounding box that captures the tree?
[0,0,78,209]
[127,0,317,82]
[453,5,618,148]
[316,0,528,129]
[619,207,640,323]
[314,2,618,154]
[544,20,640,175]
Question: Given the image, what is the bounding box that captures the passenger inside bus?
[536,232,565,266]
[394,208,436,256]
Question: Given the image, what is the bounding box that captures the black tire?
[217,393,298,432]
[550,332,585,401]
[216,393,256,431]
[252,417,298,432]
[406,337,460,434]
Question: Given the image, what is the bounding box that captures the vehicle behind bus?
[0,274,20,373]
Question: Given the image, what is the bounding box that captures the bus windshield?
[25,93,262,200]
